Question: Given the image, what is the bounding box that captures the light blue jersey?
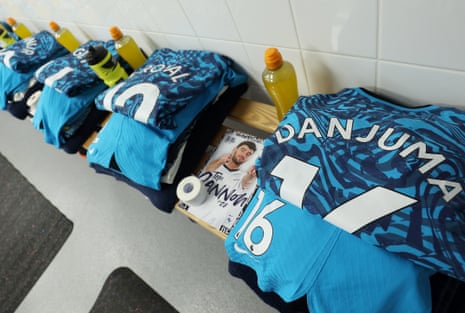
[87,112,174,190]
[32,84,106,147]
[225,187,433,313]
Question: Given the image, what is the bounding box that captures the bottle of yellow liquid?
[0,27,16,48]
[85,45,128,87]
[109,26,146,70]
[6,17,32,39]
[262,47,299,120]
[49,21,81,52]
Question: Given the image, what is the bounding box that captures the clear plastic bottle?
[0,27,16,48]
[85,45,128,87]
[49,21,81,52]
[6,17,32,39]
[262,47,299,120]
[109,26,146,70]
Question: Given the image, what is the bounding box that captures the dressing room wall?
[2,0,464,109]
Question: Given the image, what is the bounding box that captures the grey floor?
[0,111,277,313]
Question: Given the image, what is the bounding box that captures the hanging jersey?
[93,48,248,129]
[257,87,465,280]
[225,187,433,313]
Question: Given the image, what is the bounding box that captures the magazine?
[180,128,264,235]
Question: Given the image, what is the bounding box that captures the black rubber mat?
[430,272,465,313]
[89,267,179,313]
[0,153,73,313]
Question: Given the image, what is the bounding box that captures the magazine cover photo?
[181,128,264,235]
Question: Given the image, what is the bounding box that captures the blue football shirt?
[225,187,433,313]
[257,87,465,280]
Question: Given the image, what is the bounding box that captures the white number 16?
[233,155,417,255]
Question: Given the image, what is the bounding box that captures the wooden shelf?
[79,112,112,156]
[228,98,279,134]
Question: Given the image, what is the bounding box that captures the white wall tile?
[132,5,161,33]
[179,0,240,41]
[0,3,25,21]
[302,51,377,95]
[377,61,465,109]
[199,38,251,75]
[380,0,465,71]
[111,2,146,30]
[140,0,195,36]
[1,0,465,110]
[200,39,247,61]
[163,34,202,50]
[67,1,109,26]
[18,1,51,20]
[130,32,166,55]
[78,26,114,43]
[226,0,299,48]
[292,0,378,58]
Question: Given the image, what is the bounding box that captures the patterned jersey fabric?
[257,87,465,280]
[34,40,132,97]
[94,48,247,129]
[0,31,67,73]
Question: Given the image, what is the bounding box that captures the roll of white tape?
[176,175,208,206]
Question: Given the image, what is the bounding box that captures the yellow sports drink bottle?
[109,26,146,70]
[6,17,32,39]
[262,47,299,120]
[49,21,81,52]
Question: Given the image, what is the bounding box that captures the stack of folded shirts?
[87,48,248,212]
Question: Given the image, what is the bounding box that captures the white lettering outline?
[234,156,418,256]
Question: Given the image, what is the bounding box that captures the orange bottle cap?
[109,26,123,40]
[264,47,283,70]
[6,17,16,26]
[49,21,60,32]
